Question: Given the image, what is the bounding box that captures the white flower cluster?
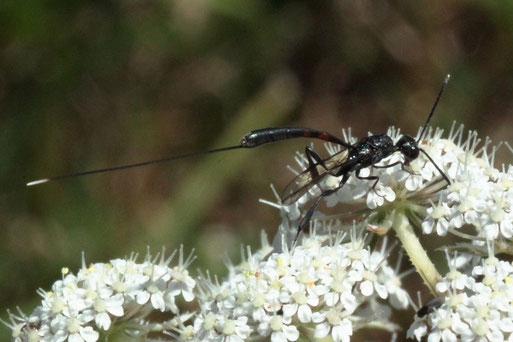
[2,248,196,342]
[181,230,406,342]
[265,123,510,244]
[421,135,513,241]
[408,251,513,341]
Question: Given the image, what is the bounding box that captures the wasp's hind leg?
[304,146,342,178]
[294,173,350,243]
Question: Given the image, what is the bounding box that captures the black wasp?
[27,75,451,240]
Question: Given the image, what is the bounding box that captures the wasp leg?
[297,146,347,200]
[304,146,321,179]
[304,146,341,178]
[354,169,384,197]
[294,173,350,243]
[373,161,403,169]
[374,160,420,176]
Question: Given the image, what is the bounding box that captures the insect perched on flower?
[26,77,452,242]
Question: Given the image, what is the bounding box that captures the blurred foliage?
[2,0,513,340]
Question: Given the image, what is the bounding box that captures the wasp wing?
[281,149,350,205]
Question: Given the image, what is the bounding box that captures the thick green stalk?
[393,212,441,295]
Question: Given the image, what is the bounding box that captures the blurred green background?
[2,0,513,340]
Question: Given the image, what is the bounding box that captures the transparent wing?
[281,149,350,205]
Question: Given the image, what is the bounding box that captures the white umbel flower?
[313,308,353,342]
[408,250,513,341]
[191,224,399,341]
[257,314,299,342]
[4,247,196,341]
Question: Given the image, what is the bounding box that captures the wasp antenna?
[418,74,451,143]
[419,148,451,185]
[25,145,244,187]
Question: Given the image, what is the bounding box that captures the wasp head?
[396,135,419,161]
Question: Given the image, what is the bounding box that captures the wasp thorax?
[396,135,419,161]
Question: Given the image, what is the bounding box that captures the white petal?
[360,280,374,296]
[69,333,84,342]
[407,321,427,341]
[383,187,396,202]
[500,318,513,333]
[282,304,297,318]
[441,328,457,342]
[332,321,352,342]
[182,289,195,302]
[436,281,449,293]
[464,211,478,224]
[485,223,499,240]
[311,312,326,324]
[427,331,442,342]
[422,220,434,234]
[271,331,287,342]
[283,325,299,341]
[501,221,513,238]
[95,312,111,330]
[80,310,95,323]
[314,322,330,338]
[151,293,165,311]
[297,304,312,323]
[136,291,150,305]
[79,326,99,342]
[106,295,124,317]
[106,302,123,317]
[374,283,388,299]
[226,336,243,342]
[257,321,271,336]
[52,328,68,342]
[307,293,319,306]
[325,292,339,306]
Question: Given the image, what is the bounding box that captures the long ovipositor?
[26,75,452,242]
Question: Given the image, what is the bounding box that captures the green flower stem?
[393,212,441,295]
